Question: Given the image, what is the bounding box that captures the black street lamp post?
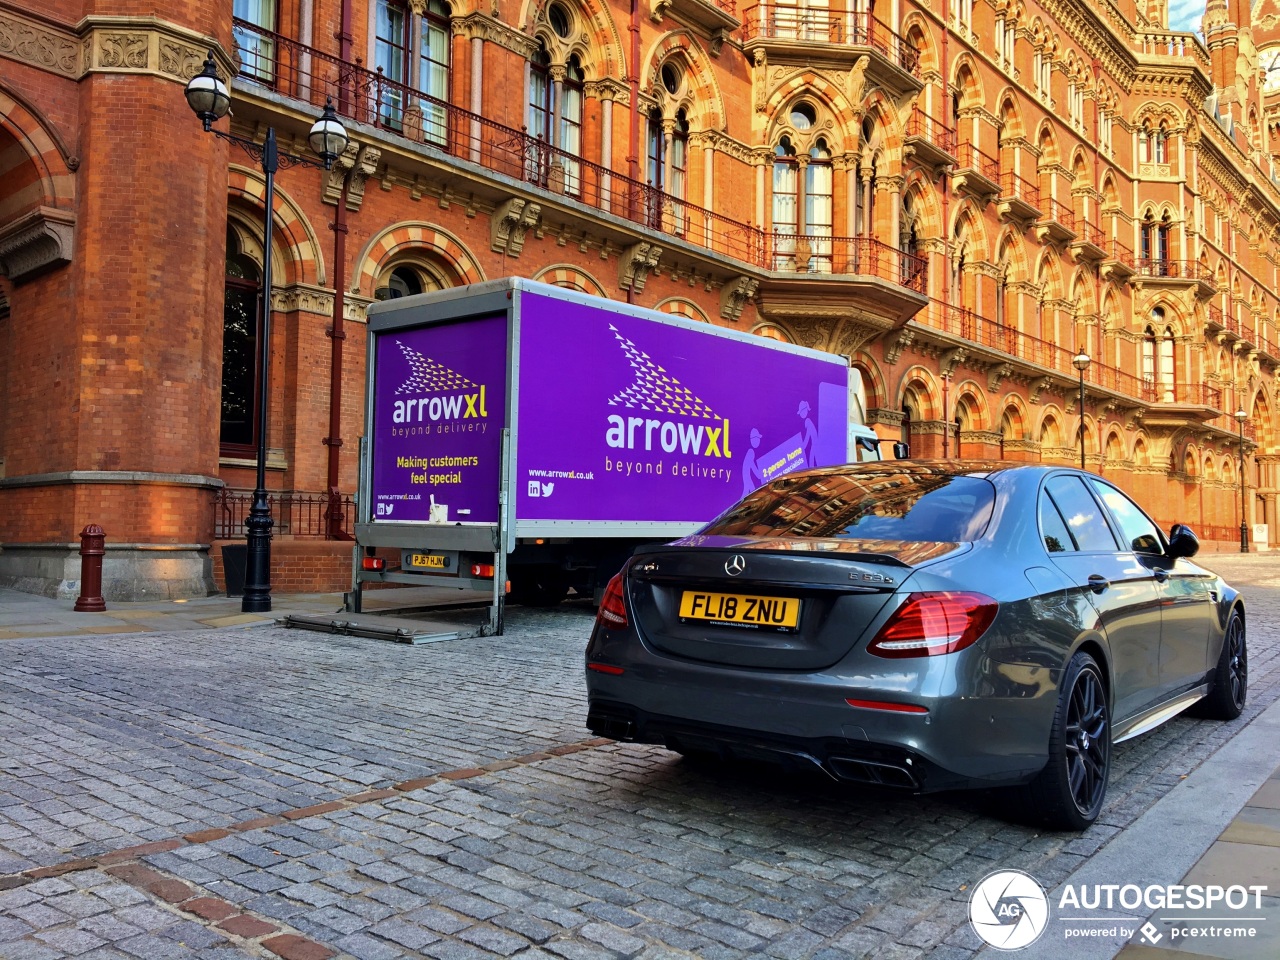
[1073,351,1091,471]
[186,52,347,612]
[1235,408,1249,554]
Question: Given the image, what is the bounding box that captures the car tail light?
[596,573,628,629]
[867,591,997,658]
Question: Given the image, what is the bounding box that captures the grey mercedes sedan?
[585,462,1247,830]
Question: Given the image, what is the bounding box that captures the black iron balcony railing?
[741,6,920,75]
[231,18,927,293]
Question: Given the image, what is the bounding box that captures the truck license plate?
[408,553,450,570]
[679,591,799,628]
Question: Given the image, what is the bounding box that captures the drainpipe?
[940,18,951,458]
[337,0,353,113]
[325,176,352,540]
[627,0,641,303]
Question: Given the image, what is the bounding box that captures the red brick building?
[0,0,1276,597]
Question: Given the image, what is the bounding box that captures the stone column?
[470,34,484,161]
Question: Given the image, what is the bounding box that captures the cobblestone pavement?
[1,555,1277,960]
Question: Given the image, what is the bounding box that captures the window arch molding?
[227,166,326,287]
[642,30,727,131]
[525,0,626,84]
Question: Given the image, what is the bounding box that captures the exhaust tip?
[587,709,637,741]
[829,756,919,789]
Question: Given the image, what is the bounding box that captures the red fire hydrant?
[74,523,107,612]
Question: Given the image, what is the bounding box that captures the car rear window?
[702,471,996,542]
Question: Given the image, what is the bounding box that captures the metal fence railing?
[231,18,927,293]
[214,489,355,540]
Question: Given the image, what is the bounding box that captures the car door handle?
[1087,574,1109,594]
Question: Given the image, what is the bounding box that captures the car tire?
[1025,651,1111,831]
[1193,610,1247,721]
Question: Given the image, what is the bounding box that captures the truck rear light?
[471,563,495,578]
[361,557,385,571]
[867,592,997,658]
[596,573,628,629]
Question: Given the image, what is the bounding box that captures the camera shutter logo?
[969,869,1049,950]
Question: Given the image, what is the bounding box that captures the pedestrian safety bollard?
[74,523,107,612]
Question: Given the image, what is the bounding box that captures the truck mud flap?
[279,612,492,645]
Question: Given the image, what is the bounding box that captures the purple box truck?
[349,278,861,634]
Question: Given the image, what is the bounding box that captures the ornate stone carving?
[159,40,204,81]
[719,275,758,321]
[1030,377,1055,404]
[453,13,538,57]
[0,207,75,282]
[323,142,381,211]
[0,10,80,78]
[491,197,541,256]
[753,49,767,113]
[988,362,1013,392]
[99,33,148,69]
[940,347,968,378]
[709,27,729,58]
[272,284,335,315]
[883,327,916,365]
[846,56,870,112]
[619,241,662,293]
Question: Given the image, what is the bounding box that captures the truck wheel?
[509,568,570,607]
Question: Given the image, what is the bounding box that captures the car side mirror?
[892,441,910,460]
[1167,523,1200,559]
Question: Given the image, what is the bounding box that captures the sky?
[1168,0,1203,34]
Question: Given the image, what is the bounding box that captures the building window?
[770,136,833,272]
[527,44,552,182]
[417,0,451,146]
[1140,212,1171,275]
[383,265,423,299]
[560,56,584,196]
[222,233,262,451]
[772,137,799,268]
[1139,122,1168,164]
[375,0,411,128]
[857,116,877,236]
[1142,317,1175,402]
[233,0,277,83]
[549,2,572,37]
[646,108,689,233]
[805,140,833,272]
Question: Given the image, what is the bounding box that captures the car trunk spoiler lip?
[643,535,969,568]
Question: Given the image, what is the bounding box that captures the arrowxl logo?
[969,869,1050,950]
[390,341,489,428]
[604,325,731,459]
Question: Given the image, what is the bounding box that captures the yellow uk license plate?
[679,591,800,628]
[408,553,449,570]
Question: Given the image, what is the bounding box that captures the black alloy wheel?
[1064,664,1109,817]
[1024,651,1111,831]
[1195,610,1248,721]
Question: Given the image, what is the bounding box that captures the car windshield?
[701,470,997,542]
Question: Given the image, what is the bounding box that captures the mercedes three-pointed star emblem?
[725,555,746,576]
